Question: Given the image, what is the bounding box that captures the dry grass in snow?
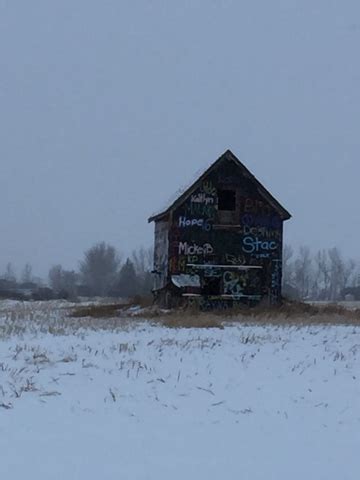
[0,299,359,479]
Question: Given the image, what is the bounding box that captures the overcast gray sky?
[0,0,359,278]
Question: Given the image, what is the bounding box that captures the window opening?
[218,189,236,211]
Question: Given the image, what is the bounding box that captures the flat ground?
[0,300,359,479]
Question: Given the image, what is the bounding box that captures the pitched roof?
[148,149,291,223]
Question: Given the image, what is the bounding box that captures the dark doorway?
[202,277,221,295]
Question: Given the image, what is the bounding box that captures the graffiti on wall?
[184,180,218,217]
[225,253,246,265]
[190,192,215,205]
[241,225,280,240]
[241,213,281,229]
[164,166,284,303]
[202,180,217,196]
[223,270,245,296]
[197,295,262,311]
[178,216,212,231]
[178,242,214,256]
[242,237,278,255]
[203,267,222,277]
[239,197,272,216]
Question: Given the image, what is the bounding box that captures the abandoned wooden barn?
[148,149,291,309]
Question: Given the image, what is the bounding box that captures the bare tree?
[49,265,63,291]
[21,263,33,284]
[282,245,359,301]
[343,258,356,290]
[351,264,360,288]
[131,246,154,295]
[4,262,16,282]
[327,247,356,301]
[314,249,330,300]
[80,242,121,296]
[282,244,294,287]
[48,265,78,297]
[294,246,312,299]
[131,246,153,276]
[62,270,78,298]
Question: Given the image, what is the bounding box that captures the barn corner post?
[269,222,284,306]
[148,150,291,310]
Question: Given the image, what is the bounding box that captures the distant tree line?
[0,261,48,300]
[49,243,153,299]
[0,243,153,300]
[282,245,360,301]
[1,243,359,302]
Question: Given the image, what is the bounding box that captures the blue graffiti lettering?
[242,236,278,254]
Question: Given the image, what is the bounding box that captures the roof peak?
[148,149,291,223]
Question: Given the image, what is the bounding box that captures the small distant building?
[148,149,291,309]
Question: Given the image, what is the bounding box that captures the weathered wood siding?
[153,220,169,290]
[165,159,283,305]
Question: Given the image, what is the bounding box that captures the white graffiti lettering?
[190,193,214,205]
[178,242,214,256]
[225,253,246,265]
[178,216,212,231]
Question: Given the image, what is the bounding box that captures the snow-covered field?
[1,301,359,479]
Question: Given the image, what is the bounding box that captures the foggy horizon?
[1,1,359,279]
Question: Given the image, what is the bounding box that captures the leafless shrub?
[59,355,77,363]
[158,313,224,329]
[21,378,37,393]
[39,391,61,397]
[32,352,50,364]
[1,299,360,340]
[71,303,129,318]
[109,388,116,402]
